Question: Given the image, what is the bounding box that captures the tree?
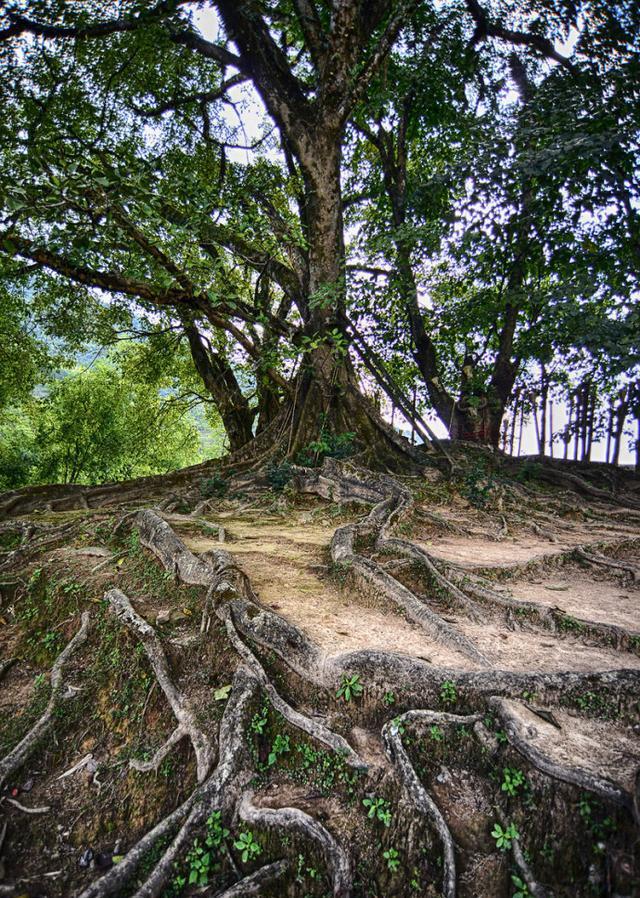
[0,358,201,488]
[347,10,640,445]
[1,1,638,458]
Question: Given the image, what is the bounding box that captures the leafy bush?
[296,429,356,467]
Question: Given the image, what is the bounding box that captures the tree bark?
[182,322,255,451]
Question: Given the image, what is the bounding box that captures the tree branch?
[464,0,575,69]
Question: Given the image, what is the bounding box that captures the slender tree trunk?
[532,392,542,456]
[509,392,518,456]
[574,389,581,461]
[183,322,255,451]
[517,400,525,456]
[539,367,548,457]
[612,397,627,467]
[585,383,596,462]
[606,405,614,464]
[565,392,574,461]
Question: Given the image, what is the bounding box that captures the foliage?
[383,847,400,873]
[440,680,457,706]
[267,733,290,767]
[501,767,526,798]
[250,705,269,735]
[233,831,262,864]
[363,796,392,827]
[336,674,363,702]
[265,460,294,491]
[296,430,356,468]
[199,474,229,499]
[0,0,638,457]
[511,874,531,898]
[0,355,200,488]
[491,822,519,851]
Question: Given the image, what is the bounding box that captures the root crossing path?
[0,455,639,898]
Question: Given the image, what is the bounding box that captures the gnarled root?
[489,696,632,810]
[77,667,260,898]
[107,588,214,782]
[575,546,639,581]
[238,792,352,898]
[212,860,289,897]
[296,460,491,666]
[219,603,367,770]
[382,711,460,898]
[0,612,90,790]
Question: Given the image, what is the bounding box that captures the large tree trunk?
[449,396,504,447]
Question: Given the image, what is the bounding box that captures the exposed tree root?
[532,464,640,511]
[219,604,367,770]
[295,461,491,665]
[239,792,352,898]
[0,657,17,682]
[489,697,632,810]
[495,808,552,898]
[0,519,83,571]
[382,711,461,898]
[440,563,640,655]
[77,667,260,898]
[0,611,90,790]
[575,546,639,580]
[379,537,487,622]
[3,453,638,896]
[107,587,214,782]
[212,860,289,897]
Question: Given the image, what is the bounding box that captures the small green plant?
[199,474,228,498]
[429,725,444,742]
[440,680,457,706]
[205,811,229,849]
[336,674,363,702]
[461,458,496,508]
[250,705,269,735]
[363,796,392,827]
[382,691,396,707]
[296,853,319,882]
[185,839,212,886]
[511,873,530,897]
[389,715,405,736]
[268,733,291,766]
[296,428,356,467]
[233,830,262,863]
[501,767,526,797]
[383,847,400,873]
[491,822,519,851]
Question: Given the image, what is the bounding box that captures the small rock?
[21,777,34,793]
[78,848,94,868]
[95,852,113,870]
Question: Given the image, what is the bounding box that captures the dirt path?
[178,507,640,676]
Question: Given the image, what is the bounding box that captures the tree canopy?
[1,0,639,472]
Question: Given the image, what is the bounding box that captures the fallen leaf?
[214,684,232,701]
